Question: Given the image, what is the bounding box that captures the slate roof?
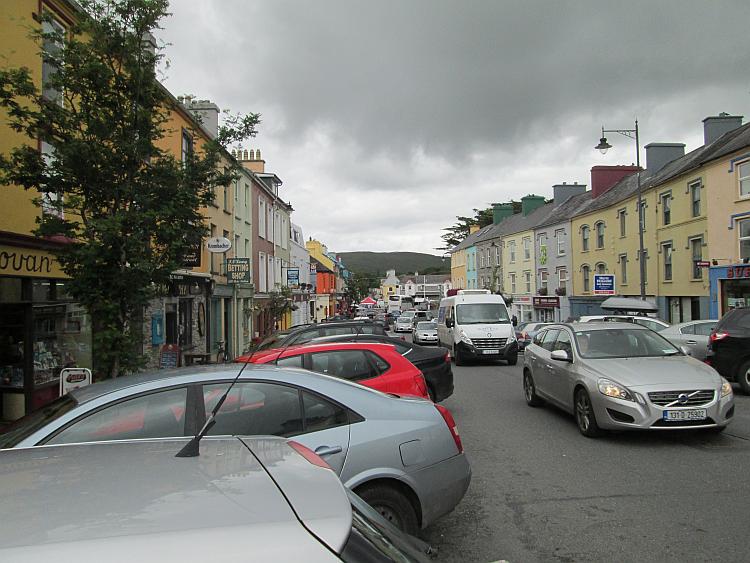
[399,274,451,284]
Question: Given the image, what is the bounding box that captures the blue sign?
[287,268,300,287]
[594,274,616,295]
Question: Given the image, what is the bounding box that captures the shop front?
[510,295,533,323]
[533,296,560,322]
[0,242,92,421]
[709,263,750,318]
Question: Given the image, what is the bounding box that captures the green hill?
[335,251,449,276]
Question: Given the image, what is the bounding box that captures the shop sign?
[206,237,231,253]
[169,275,206,297]
[59,367,92,395]
[287,268,300,287]
[726,265,750,279]
[694,260,711,268]
[0,244,64,278]
[533,296,560,308]
[513,295,532,304]
[226,257,251,283]
[594,274,616,295]
[182,241,202,268]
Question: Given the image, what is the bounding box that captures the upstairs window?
[509,241,516,263]
[739,220,750,260]
[42,17,65,104]
[662,243,673,281]
[690,181,701,217]
[619,254,628,285]
[690,237,703,280]
[661,193,671,225]
[581,225,590,251]
[595,222,605,249]
[739,162,750,198]
[618,209,626,237]
[523,237,531,261]
[555,229,565,256]
[582,265,590,292]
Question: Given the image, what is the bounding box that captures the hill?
[335,251,449,277]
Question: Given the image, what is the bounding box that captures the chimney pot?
[243,149,249,160]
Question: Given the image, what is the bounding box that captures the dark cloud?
[160,0,750,252]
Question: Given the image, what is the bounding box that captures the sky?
[157,0,750,255]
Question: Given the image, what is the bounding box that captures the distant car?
[394,317,414,333]
[0,365,471,534]
[237,342,430,399]
[309,334,454,402]
[707,307,750,394]
[515,322,553,350]
[0,437,433,561]
[523,323,734,437]
[659,319,718,361]
[413,321,439,346]
[254,321,387,351]
[578,315,670,332]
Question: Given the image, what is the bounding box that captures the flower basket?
[555,287,566,296]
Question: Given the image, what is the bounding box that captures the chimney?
[469,224,480,234]
[703,113,744,145]
[491,202,514,225]
[521,194,545,216]
[644,143,685,174]
[187,99,220,138]
[590,165,639,198]
[235,147,266,174]
[552,182,586,205]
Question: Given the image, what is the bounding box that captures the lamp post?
[595,120,646,300]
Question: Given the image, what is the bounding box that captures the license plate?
[662,409,707,421]
[482,349,500,355]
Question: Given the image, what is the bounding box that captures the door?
[547,330,575,408]
[529,329,558,398]
[686,321,716,360]
[292,391,351,474]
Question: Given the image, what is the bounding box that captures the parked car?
[0,437,433,561]
[578,314,670,332]
[515,322,553,350]
[0,364,470,534]
[237,342,430,399]
[254,321,387,351]
[394,316,415,333]
[707,307,750,394]
[309,334,454,402]
[413,321,439,346]
[659,319,718,361]
[523,323,734,437]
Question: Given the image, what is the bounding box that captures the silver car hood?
[582,356,722,389]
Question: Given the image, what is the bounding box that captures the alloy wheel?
[524,374,534,402]
[576,392,591,432]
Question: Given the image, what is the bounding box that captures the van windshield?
[456,303,510,324]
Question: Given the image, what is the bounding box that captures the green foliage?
[0,0,259,377]
[336,251,448,276]
[438,201,522,250]
[345,272,379,303]
[264,287,294,333]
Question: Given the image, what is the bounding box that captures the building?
[475,203,515,293]
[380,269,400,305]
[290,223,312,326]
[307,239,338,320]
[397,273,453,306]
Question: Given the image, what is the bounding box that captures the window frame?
[619,253,628,285]
[739,161,750,198]
[689,180,701,217]
[660,192,672,226]
[618,208,626,237]
[689,236,703,280]
[582,264,591,293]
[739,219,750,261]
[581,225,590,252]
[523,237,531,261]
[509,241,516,263]
[555,229,565,256]
[594,221,605,249]
[662,242,673,281]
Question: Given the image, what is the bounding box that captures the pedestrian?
[511,314,518,327]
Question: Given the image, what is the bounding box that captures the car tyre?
[454,345,466,366]
[357,484,419,536]
[574,388,604,438]
[736,360,750,395]
[506,352,518,366]
[523,371,544,407]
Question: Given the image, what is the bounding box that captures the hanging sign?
[287,268,300,287]
[206,237,232,253]
[594,274,616,295]
[59,367,92,395]
[226,257,251,283]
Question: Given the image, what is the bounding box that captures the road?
[396,334,750,563]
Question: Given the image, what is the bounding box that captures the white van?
[437,289,517,366]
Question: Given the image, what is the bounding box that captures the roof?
[398,274,451,284]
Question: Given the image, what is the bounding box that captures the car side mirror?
[680,346,692,356]
[550,349,571,362]
[446,318,454,328]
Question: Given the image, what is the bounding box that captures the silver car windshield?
[456,304,510,325]
[417,322,436,330]
[574,328,680,359]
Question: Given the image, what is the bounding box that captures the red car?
[236,342,430,399]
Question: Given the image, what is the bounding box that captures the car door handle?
[686,340,697,345]
[314,445,343,457]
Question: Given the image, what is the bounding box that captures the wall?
[534,221,572,320]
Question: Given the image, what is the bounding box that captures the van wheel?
[506,352,518,366]
[454,345,466,366]
[737,361,750,395]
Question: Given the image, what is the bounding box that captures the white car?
[394,317,415,332]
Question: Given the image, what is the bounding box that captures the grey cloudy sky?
[158,0,750,255]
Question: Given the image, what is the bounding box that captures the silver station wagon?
[522,323,735,437]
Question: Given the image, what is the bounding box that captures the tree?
[263,287,294,335]
[345,272,379,303]
[0,0,260,378]
[437,201,523,250]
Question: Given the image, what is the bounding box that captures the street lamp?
[595,120,646,300]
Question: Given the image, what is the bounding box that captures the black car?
[310,333,454,402]
[254,321,387,352]
[707,307,750,394]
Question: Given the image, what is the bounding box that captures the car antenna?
[176,338,262,458]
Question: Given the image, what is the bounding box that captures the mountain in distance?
[335,251,449,277]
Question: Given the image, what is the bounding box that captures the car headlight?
[458,331,472,345]
[721,379,733,398]
[597,378,634,401]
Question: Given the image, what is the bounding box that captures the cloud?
[159,0,750,252]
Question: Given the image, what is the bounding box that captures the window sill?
[663,280,673,284]
[690,278,703,282]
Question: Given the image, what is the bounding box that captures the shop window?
[740,220,750,260]
[581,226,590,251]
[739,161,750,198]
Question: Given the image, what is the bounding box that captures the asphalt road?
[401,334,750,563]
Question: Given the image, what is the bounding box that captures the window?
[661,193,671,225]
[581,225,590,251]
[539,234,547,258]
[234,235,241,257]
[267,206,274,240]
[268,255,275,287]
[639,201,647,231]
[223,176,230,211]
[245,238,250,258]
[639,250,649,284]
[690,237,703,280]
[302,392,349,433]
[480,253,484,268]
[582,265,590,292]
[510,273,517,294]
[259,251,267,291]
[693,322,717,337]
[203,382,303,437]
[557,267,567,291]
[539,270,548,290]
[524,271,531,293]
[596,263,606,275]
[509,241,516,263]
[540,329,560,351]
[310,350,377,381]
[42,17,65,104]
[495,245,500,265]
[523,237,531,260]
[40,141,62,217]
[552,330,572,356]
[618,209,626,237]
[595,222,605,249]
[690,181,701,217]
[47,388,188,444]
[258,198,266,238]
[181,130,193,164]
[739,161,750,197]
[662,242,673,281]
[619,254,628,285]
[555,229,565,256]
[740,220,750,260]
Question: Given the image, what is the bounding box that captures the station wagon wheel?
[523,371,544,407]
[737,360,750,395]
[574,388,603,438]
[357,483,419,536]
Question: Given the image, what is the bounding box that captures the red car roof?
[235,341,398,363]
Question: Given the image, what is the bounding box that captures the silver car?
[0,364,470,535]
[413,321,439,345]
[0,437,432,561]
[394,317,415,332]
[522,323,734,437]
[659,319,718,361]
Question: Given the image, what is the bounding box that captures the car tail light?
[444,350,451,363]
[287,441,332,470]
[435,404,463,454]
[710,331,729,342]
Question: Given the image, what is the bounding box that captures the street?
[397,335,750,563]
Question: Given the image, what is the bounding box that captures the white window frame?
[582,265,590,293]
[595,222,605,249]
[555,229,565,256]
[258,251,267,292]
[662,242,673,281]
[739,161,750,198]
[689,237,703,280]
[619,254,628,285]
[739,220,750,260]
[523,237,531,261]
[689,181,701,217]
[539,269,548,290]
[581,225,590,252]
[510,273,517,294]
[258,198,266,239]
[660,193,671,226]
[524,270,531,293]
[618,209,626,237]
[557,267,567,291]
[509,241,516,263]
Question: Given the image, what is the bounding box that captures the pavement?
[395,333,750,563]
